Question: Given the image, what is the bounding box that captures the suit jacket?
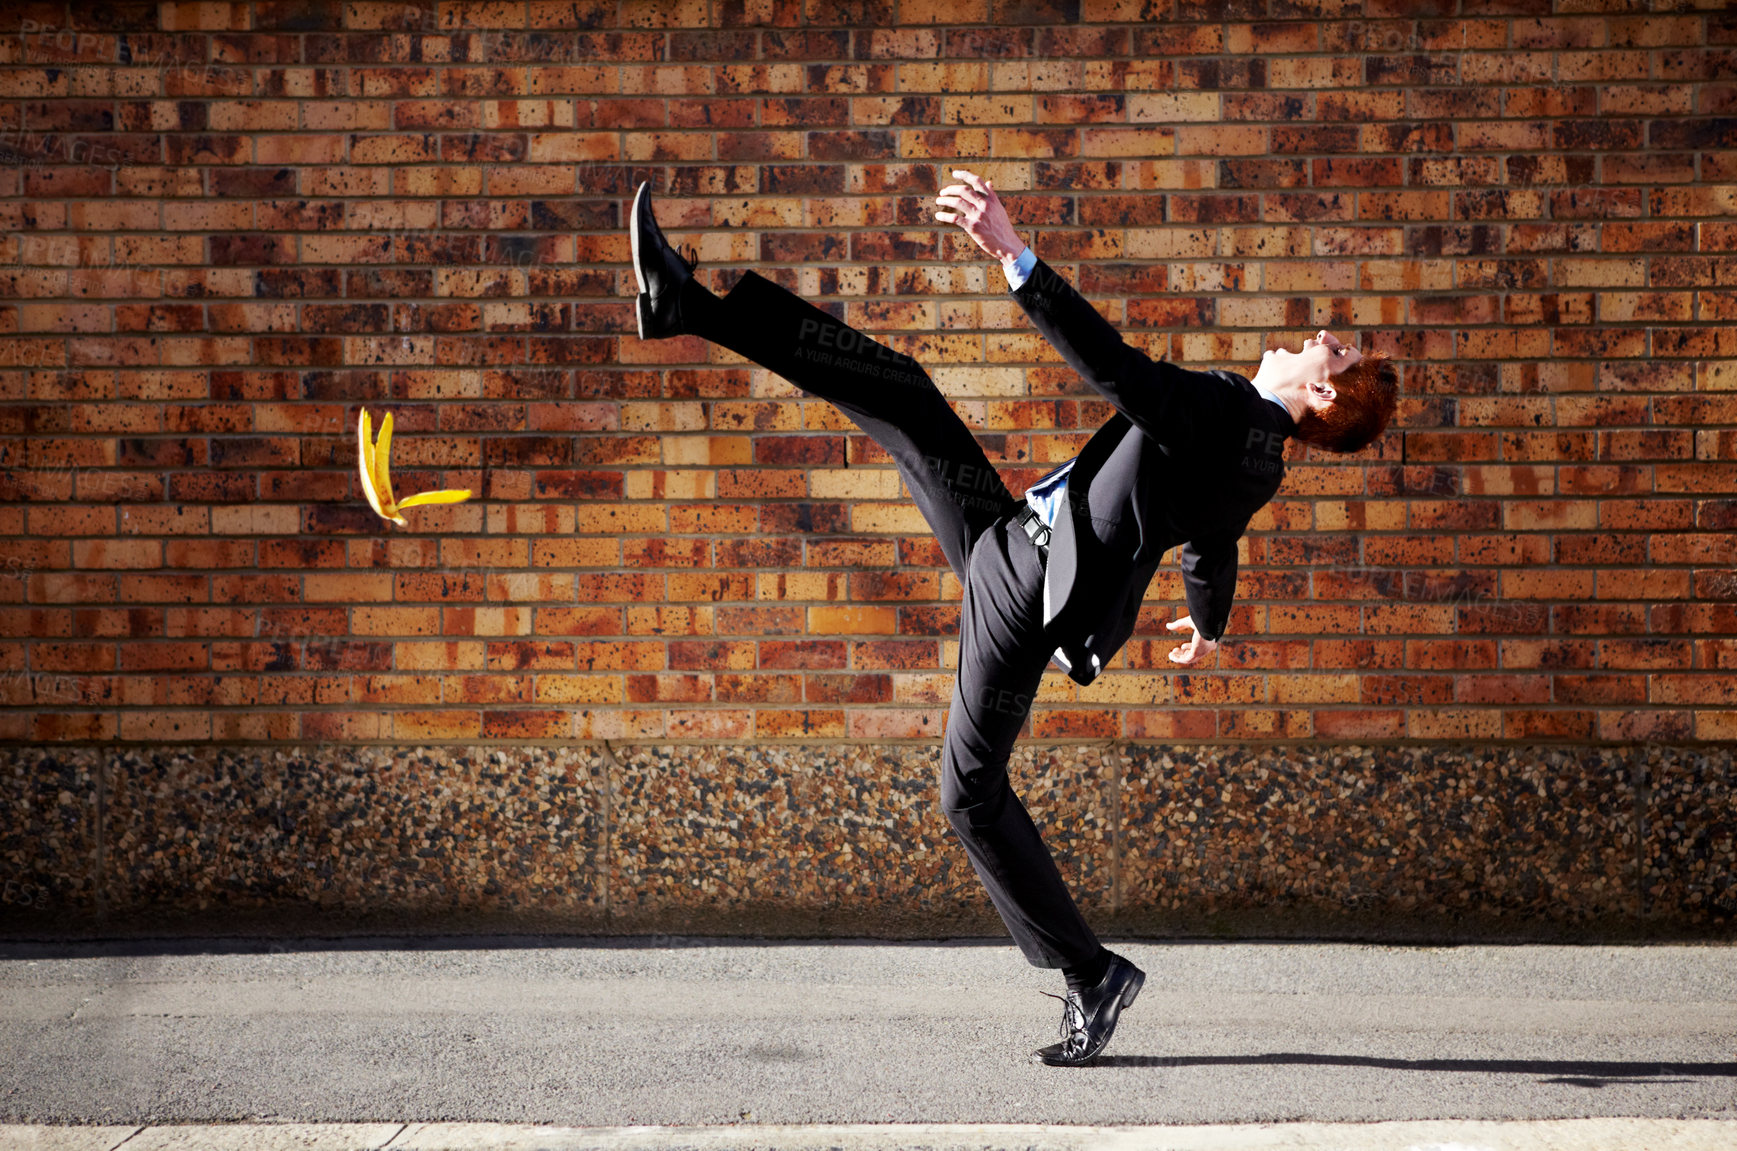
[1008,254,1296,686]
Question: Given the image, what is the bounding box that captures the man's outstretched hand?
[1166,615,1219,667]
[934,169,1027,266]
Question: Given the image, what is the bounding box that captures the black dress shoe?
[630,180,700,340]
[1031,951,1145,1066]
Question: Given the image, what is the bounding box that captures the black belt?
[1012,501,1051,561]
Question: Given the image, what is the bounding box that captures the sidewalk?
[4,1118,1737,1150]
[2,936,1733,1137]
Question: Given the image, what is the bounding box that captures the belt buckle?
[1018,505,1051,551]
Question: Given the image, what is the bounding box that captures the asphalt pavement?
[1,935,1733,1140]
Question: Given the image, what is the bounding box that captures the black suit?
[1010,254,1297,685]
[681,256,1293,971]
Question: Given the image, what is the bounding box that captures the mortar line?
[598,739,617,924]
[1634,745,1649,921]
[94,748,106,925]
[1104,740,1119,920]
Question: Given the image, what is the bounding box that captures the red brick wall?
[2,2,1734,747]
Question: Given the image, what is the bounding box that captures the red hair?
[1292,350,1399,454]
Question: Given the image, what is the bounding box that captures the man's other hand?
[934,169,1026,265]
[1165,615,1219,667]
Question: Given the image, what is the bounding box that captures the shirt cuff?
[1001,244,1037,291]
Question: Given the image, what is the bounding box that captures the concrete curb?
[5,1121,1737,1151]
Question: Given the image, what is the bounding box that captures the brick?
[0,11,1727,752]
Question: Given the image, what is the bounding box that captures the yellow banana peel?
[358,407,472,526]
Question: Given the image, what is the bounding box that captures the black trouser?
[680,270,1104,970]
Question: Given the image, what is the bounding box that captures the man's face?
[1262,330,1362,407]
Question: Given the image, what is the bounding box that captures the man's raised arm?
[934,169,1232,450]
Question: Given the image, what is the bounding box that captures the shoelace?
[676,242,699,273]
[1039,989,1090,1058]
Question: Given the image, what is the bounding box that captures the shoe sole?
[630,182,648,293]
[630,182,650,340]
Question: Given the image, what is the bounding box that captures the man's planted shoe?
[1031,951,1145,1067]
[630,180,700,340]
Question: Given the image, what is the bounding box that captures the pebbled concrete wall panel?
[2,742,1729,941]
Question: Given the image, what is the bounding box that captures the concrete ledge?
[2,742,1731,940]
[5,1121,1737,1151]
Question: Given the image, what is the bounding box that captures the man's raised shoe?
[1031,951,1145,1066]
[630,180,700,340]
